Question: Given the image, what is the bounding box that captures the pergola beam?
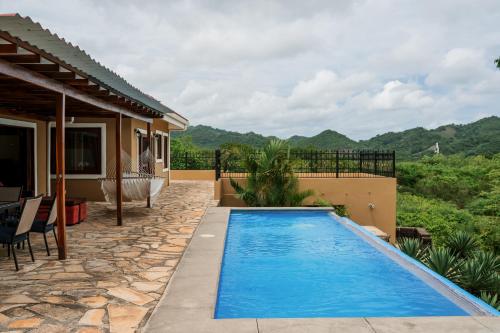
[0,54,40,63]
[0,43,17,53]
[0,58,153,123]
[21,63,60,72]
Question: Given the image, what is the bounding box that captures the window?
[137,133,150,172]
[155,135,162,161]
[163,135,169,169]
[50,126,103,175]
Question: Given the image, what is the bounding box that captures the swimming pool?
[215,210,498,319]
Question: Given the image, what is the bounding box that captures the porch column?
[55,93,67,259]
[115,114,123,226]
[146,122,151,208]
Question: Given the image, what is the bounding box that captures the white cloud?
[1,0,499,139]
[371,81,434,110]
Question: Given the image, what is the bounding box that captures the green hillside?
[172,125,276,149]
[173,116,500,159]
[287,130,357,149]
[359,116,500,159]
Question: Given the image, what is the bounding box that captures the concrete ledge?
[144,207,499,333]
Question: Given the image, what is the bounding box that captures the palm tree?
[230,139,313,207]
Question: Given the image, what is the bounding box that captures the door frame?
[0,117,38,195]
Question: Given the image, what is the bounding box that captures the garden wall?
[171,170,216,181]
[216,177,397,242]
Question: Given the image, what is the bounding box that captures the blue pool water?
[215,210,469,318]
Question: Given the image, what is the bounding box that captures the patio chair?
[30,196,58,256]
[0,195,42,271]
[0,186,23,219]
[0,186,22,203]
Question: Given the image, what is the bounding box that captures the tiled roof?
[0,14,186,121]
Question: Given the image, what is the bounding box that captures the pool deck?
[0,181,217,333]
[144,207,500,333]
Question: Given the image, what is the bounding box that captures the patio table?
[0,202,21,210]
[0,201,21,223]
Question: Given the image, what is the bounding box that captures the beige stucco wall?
[171,170,216,181]
[0,111,174,201]
[131,118,170,185]
[220,177,397,242]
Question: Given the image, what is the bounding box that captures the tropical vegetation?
[398,234,500,310]
[397,154,499,252]
[229,140,313,207]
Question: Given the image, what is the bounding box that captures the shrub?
[480,292,500,311]
[398,238,427,261]
[459,251,499,295]
[445,231,478,258]
[425,247,462,282]
[397,193,474,246]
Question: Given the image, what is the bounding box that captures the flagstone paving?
[0,181,217,333]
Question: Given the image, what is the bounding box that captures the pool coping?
[143,207,500,333]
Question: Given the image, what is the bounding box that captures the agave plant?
[398,238,427,261]
[480,292,500,311]
[425,247,462,282]
[445,231,479,259]
[230,139,314,207]
[458,251,500,295]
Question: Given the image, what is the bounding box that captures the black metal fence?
[172,149,395,179]
[170,151,216,170]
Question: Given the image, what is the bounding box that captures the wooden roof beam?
[45,72,76,80]
[0,54,40,63]
[65,78,89,86]
[0,58,153,123]
[21,63,60,72]
[0,43,18,54]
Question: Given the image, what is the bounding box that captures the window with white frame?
[50,123,106,177]
[155,134,162,162]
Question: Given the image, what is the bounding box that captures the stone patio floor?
[0,181,217,333]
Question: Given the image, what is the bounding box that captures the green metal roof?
[0,14,186,121]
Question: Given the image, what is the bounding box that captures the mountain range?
[172,116,500,160]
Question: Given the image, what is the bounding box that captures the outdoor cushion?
[65,203,80,225]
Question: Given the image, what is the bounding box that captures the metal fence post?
[335,150,339,178]
[392,150,396,178]
[184,151,188,169]
[215,149,221,180]
[359,151,363,174]
[374,151,378,176]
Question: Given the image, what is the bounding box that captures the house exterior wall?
[0,111,174,201]
[0,111,48,196]
[218,177,397,243]
[130,118,170,183]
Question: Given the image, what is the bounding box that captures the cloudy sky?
[1,0,499,139]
